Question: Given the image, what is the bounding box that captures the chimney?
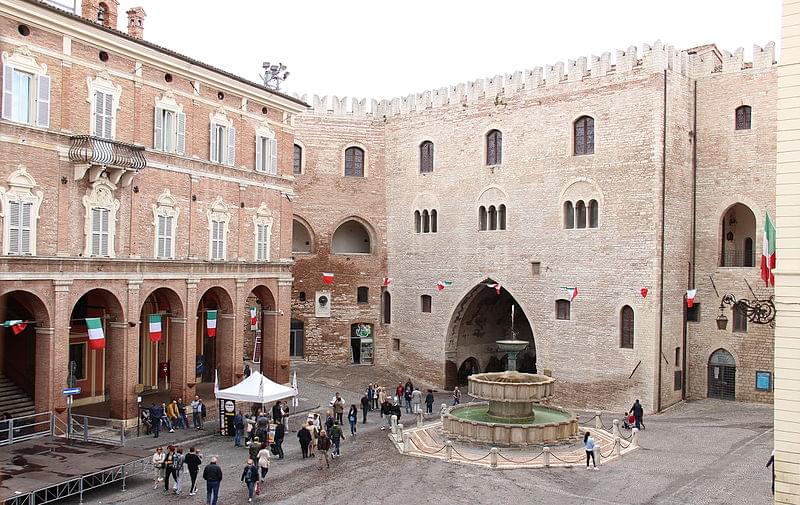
[81,0,119,29]
[126,7,146,40]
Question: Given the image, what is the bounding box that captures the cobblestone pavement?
[61,363,773,505]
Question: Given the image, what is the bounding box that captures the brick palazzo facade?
[0,0,306,421]
[290,42,777,412]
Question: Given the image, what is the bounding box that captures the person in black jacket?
[425,390,435,414]
[628,399,645,430]
[271,401,283,424]
[273,422,285,459]
[202,457,222,505]
[184,447,202,496]
[360,394,370,424]
[380,399,393,431]
[297,422,312,458]
[233,411,244,447]
[150,403,164,438]
[240,458,259,502]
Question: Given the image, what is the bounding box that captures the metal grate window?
[486,130,502,165]
[344,146,364,176]
[556,300,570,320]
[620,305,634,348]
[735,105,751,130]
[293,144,302,174]
[420,141,434,173]
[574,116,594,155]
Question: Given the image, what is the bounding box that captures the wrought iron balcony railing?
[68,135,147,171]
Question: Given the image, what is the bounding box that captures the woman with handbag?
[151,446,166,489]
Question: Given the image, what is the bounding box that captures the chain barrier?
[619,430,634,440]
[496,450,545,464]
[619,439,632,449]
[450,446,492,462]
[549,452,586,465]
[406,436,448,455]
[599,446,616,458]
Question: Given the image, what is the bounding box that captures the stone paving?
[59,362,774,505]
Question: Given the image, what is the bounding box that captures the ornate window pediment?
[0,167,43,255]
[82,174,120,257]
[86,72,122,139]
[253,202,273,261]
[2,47,51,128]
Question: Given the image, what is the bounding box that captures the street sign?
[63,387,81,395]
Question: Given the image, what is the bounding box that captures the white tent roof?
[214,371,296,404]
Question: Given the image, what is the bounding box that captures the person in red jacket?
[395,383,405,407]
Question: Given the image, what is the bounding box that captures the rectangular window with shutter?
[93,91,114,139]
[270,138,278,174]
[156,214,174,259]
[255,136,267,172]
[211,123,227,163]
[211,220,225,260]
[91,207,110,257]
[3,66,49,126]
[256,223,269,261]
[155,107,185,154]
[6,200,32,255]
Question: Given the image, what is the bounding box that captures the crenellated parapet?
[298,41,776,118]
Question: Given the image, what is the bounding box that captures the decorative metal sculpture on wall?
[716,294,776,329]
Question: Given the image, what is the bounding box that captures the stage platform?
[0,437,150,504]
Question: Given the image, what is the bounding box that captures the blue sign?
[755,371,771,392]
[63,387,81,395]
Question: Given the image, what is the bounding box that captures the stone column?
[185,278,199,390]
[218,313,236,388]
[261,308,277,379]
[262,279,291,384]
[52,280,73,418]
[34,327,55,414]
[108,321,134,420]
[168,317,188,400]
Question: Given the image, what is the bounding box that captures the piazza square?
[0,0,797,504]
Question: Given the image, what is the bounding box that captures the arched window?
[298,291,306,302]
[422,210,430,233]
[564,201,574,229]
[575,200,587,229]
[588,200,598,228]
[744,237,754,267]
[574,116,594,155]
[97,2,108,23]
[479,206,487,231]
[420,141,434,173]
[486,129,502,165]
[293,144,303,175]
[331,219,371,254]
[344,146,365,177]
[430,210,438,233]
[292,218,313,253]
[414,210,421,233]
[382,291,391,324]
[620,305,634,348]
[420,295,432,313]
[498,205,506,230]
[556,300,570,320]
[357,286,369,304]
[488,206,497,230]
[720,203,756,267]
[735,106,751,130]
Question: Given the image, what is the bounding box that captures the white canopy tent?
[214,371,296,404]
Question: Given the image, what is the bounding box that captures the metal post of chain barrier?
[614,436,621,457]
[543,446,551,467]
[402,432,410,453]
[390,415,398,435]
[595,411,602,430]
[490,447,498,469]
[445,440,453,461]
[632,427,639,447]
[397,423,404,444]
[612,419,620,437]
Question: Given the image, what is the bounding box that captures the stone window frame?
[252,202,273,262]
[293,139,306,176]
[555,299,571,321]
[476,185,508,231]
[559,178,604,230]
[153,91,186,155]
[573,114,596,156]
[0,167,43,255]
[82,174,120,258]
[620,304,635,349]
[420,294,432,313]
[484,127,503,166]
[255,123,277,175]
[419,139,435,174]
[342,142,368,177]
[1,47,51,129]
[207,195,231,261]
[152,188,180,259]
[209,108,236,166]
[735,104,752,131]
[86,71,122,140]
[330,215,376,256]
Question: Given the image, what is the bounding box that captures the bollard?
[612,419,620,437]
[440,403,448,421]
[402,431,411,453]
[613,436,621,457]
[390,414,398,435]
[593,447,600,466]
[445,440,453,461]
[543,446,551,467]
[417,410,423,427]
[631,427,639,447]
[490,447,498,469]
[397,423,404,443]
[595,411,602,430]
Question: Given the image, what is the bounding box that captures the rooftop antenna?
[261,62,290,90]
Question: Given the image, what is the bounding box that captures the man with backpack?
[330,421,344,458]
[240,458,259,502]
[233,410,245,447]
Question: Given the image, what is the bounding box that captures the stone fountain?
[442,304,578,446]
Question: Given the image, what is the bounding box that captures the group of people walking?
[147,396,206,438]
[151,445,205,497]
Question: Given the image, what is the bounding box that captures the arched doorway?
[708,348,736,400]
[457,357,480,386]
[139,288,184,394]
[445,280,536,389]
[69,289,125,412]
[247,285,276,375]
[196,287,233,384]
[0,290,49,416]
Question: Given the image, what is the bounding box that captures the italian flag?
[148,314,162,343]
[322,272,335,285]
[86,317,105,350]
[249,307,258,330]
[2,320,28,335]
[561,286,578,302]
[436,280,453,292]
[761,211,776,287]
[686,289,697,308]
[206,310,217,337]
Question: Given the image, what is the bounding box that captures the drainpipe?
[684,80,698,401]
[657,70,667,413]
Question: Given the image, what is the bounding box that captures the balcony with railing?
[721,249,756,268]
[69,135,147,187]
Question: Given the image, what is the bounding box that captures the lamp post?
[261,62,290,90]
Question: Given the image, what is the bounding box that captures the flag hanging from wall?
[86,317,105,350]
[436,280,453,292]
[148,314,162,343]
[322,272,335,285]
[206,310,218,337]
[640,288,649,299]
[560,286,578,302]
[761,211,776,287]
[686,289,697,308]
[487,283,502,295]
[2,320,28,335]
[382,278,393,287]
[250,307,258,330]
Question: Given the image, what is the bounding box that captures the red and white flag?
[686,289,697,308]
[382,277,393,287]
[2,320,28,335]
[322,272,335,285]
[206,310,217,337]
[487,283,502,295]
[249,307,258,330]
[640,288,648,299]
[561,286,578,302]
[436,280,453,292]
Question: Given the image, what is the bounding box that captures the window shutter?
[19,202,32,254]
[94,92,104,137]
[100,208,109,256]
[255,135,263,172]
[165,215,173,258]
[154,107,163,151]
[103,93,113,139]
[8,201,20,254]
[210,122,218,162]
[36,74,50,128]
[91,208,101,255]
[176,112,186,155]
[2,65,12,121]
[227,126,236,166]
[270,138,278,174]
